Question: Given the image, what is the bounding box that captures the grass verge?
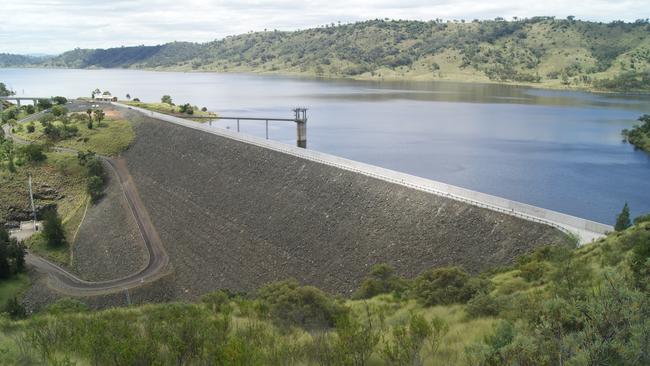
[0,274,30,310]
[123,101,217,121]
[15,116,135,156]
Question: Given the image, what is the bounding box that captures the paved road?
[3,102,170,296]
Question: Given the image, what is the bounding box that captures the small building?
[94,92,118,102]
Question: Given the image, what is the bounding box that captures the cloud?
[0,0,648,54]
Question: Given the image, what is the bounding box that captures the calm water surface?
[2,68,650,224]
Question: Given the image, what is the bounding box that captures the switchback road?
[3,103,170,296]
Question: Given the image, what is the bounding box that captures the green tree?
[93,109,105,127]
[86,108,93,129]
[87,176,104,202]
[0,235,11,279]
[0,227,25,278]
[51,105,68,117]
[615,202,632,231]
[37,99,53,111]
[161,95,173,105]
[52,96,67,105]
[0,82,14,97]
[42,208,66,248]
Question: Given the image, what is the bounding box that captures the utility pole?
[28,174,37,230]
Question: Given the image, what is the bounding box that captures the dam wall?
[115,104,571,297]
[116,102,611,244]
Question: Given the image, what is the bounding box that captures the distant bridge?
[0,96,53,111]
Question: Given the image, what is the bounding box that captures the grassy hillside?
[0,218,648,365]
[14,113,135,157]
[4,18,650,92]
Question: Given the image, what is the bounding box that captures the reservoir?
[2,68,649,224]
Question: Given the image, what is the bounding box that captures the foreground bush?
[413,266,487,306]
[354,263,407,299]
[256,279,347,329]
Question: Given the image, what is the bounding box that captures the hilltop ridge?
[1,17,649,92]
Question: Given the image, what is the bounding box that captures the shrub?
[615,202,632,231]
[334,311,381,365]
[46,298,89,315]
[633,213,650,225]
[4,297,26,319]
[380,312,441,366]
[84,157,105,179]
[19,144,47,163]
[413,266,487,306]
[39,113,55,125]
[87,176,104,202]
[255,279,347,329]
[26,123,35,133]
[518,260,548,282]
[201,290,233,314]
[354,263,407,299]
[465,292,502,318]
[0,228,26,279]
[179,103,194,114]
[51,105,68,117]
[628,229,650,291]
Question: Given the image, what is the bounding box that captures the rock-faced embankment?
[72,160,148,281]
[122,111,567,297]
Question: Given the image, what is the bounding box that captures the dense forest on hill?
[1,17,650,91]
[0,54,42,67]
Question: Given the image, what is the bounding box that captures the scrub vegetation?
[2,18,650,92]
[1,218,649,365]
[124,96,216,120]
[14,108,134,156]
[623,114,650,152]
[1,95,126,265]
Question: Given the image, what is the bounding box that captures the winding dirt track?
[3,105,170,296]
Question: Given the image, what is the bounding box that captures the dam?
[109,102,608,297]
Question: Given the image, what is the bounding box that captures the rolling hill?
[2,17,650,91]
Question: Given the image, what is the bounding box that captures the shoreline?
[3,65,649,96]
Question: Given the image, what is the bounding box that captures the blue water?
[2,68,649,223]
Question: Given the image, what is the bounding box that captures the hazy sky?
[1,0,648,54]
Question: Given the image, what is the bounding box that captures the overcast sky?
[1,0,648,54]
